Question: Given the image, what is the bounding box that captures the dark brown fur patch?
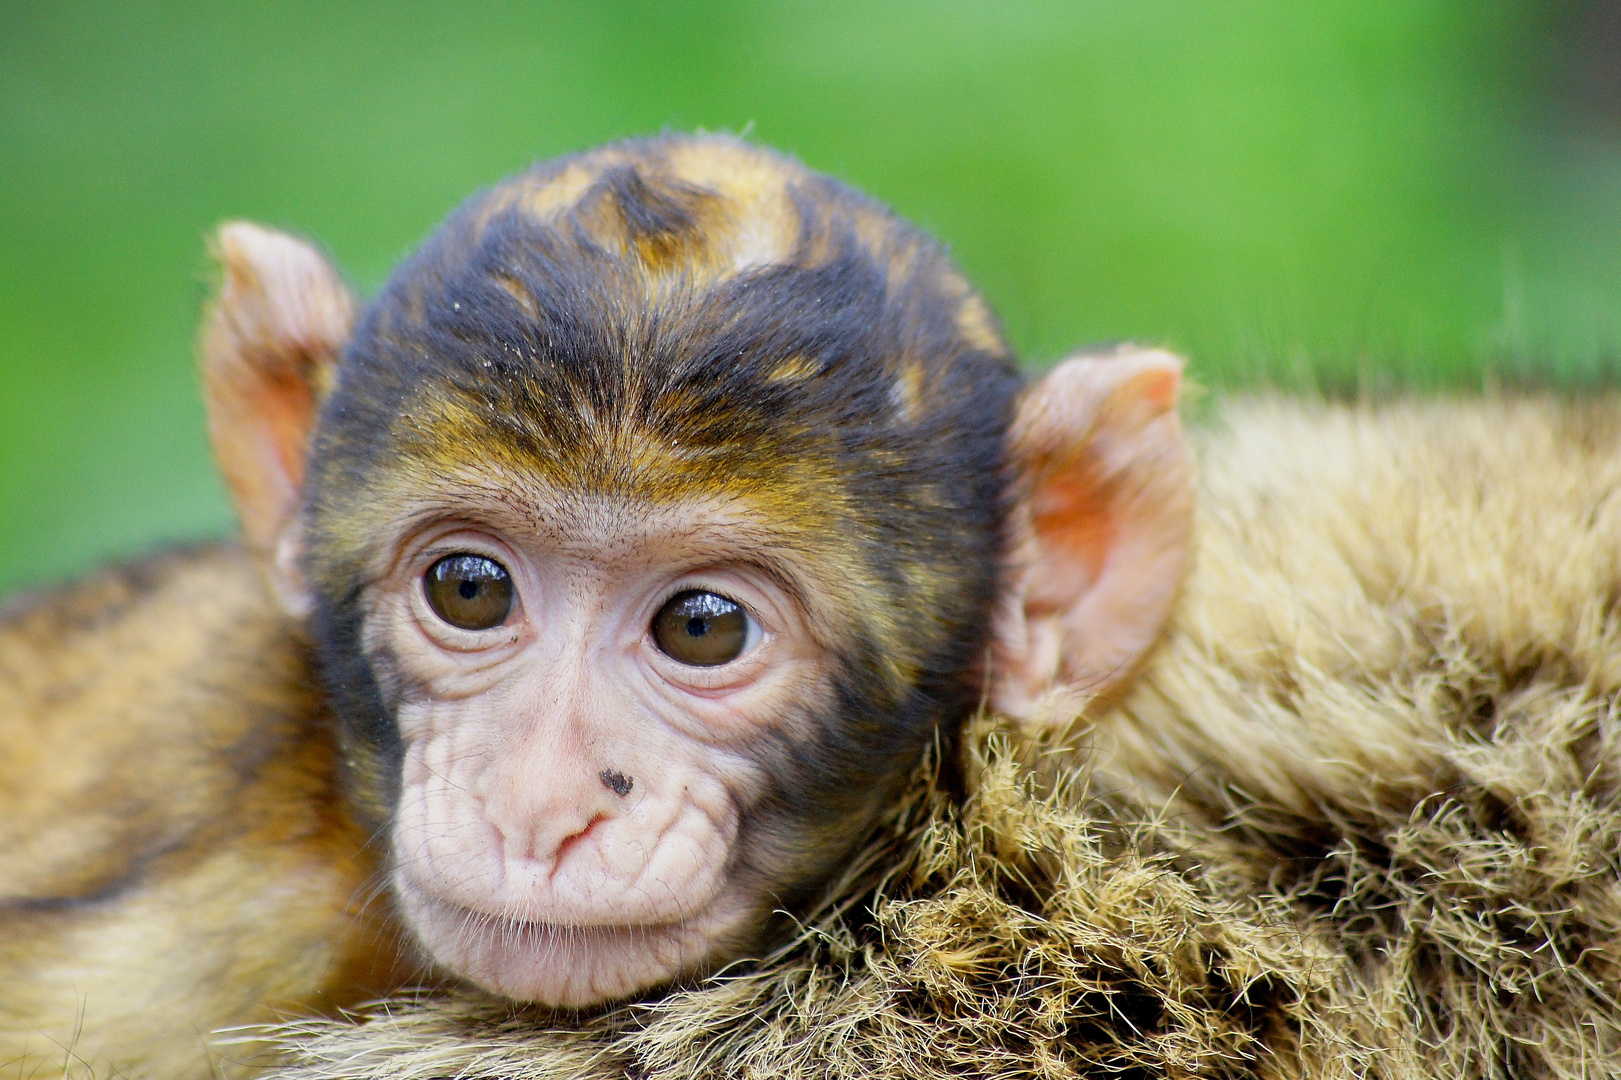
[591,165,713,267]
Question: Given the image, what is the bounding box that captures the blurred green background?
[5,1,1621,595]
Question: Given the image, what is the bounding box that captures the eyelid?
[417,539,508,568]
[655,574,778,630]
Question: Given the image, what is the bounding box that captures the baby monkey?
[0,134,1191,1076]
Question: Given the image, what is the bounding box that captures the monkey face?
[198,139,1193,1017]
[199,134,1190,1018]
[279,138,1029,1005]
[362,490,836,1005]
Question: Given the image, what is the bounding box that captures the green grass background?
[5,1,1621,594]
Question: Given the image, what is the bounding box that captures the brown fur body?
[0,545,405,1079]
[270,395,1621,1080]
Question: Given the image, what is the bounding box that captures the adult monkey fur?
[0,133,1194,1077]
[273,397,1621,1080]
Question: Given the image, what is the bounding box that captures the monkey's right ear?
[991,346,1194,723]
[200,221,356,616]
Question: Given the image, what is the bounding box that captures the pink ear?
[992,346,1194,721]
[200,222,355,609]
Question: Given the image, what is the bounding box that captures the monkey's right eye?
[423,555,514,631]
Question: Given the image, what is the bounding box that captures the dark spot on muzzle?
[600,769,633,797]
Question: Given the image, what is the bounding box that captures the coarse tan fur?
[0,547,410,1079]
[265,394,1621,1080]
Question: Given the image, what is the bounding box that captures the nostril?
[552,812,606,867]
[599,769,633,797]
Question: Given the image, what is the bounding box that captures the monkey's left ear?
[200,221,356,616]
[991,346,1194,722]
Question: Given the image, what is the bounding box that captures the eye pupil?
[654,590,748,666]
[424,554,514,631]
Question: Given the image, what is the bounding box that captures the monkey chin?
[401,888,755,1008]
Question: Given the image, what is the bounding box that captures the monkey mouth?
[402,889,742,1007]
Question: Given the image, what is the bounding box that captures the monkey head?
[198,134,1192,1007]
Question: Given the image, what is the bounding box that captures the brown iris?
[423,554,514,630]
[653,590,748,666]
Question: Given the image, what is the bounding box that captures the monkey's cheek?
[401,890,756,1007]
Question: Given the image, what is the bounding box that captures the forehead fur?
[305,132,1023,719]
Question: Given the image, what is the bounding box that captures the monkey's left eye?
[423,554,514,630]
[653,590,756,666]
